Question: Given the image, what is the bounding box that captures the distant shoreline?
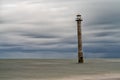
[0,58,120,59]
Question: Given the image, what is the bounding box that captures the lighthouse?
[76,14,84,63]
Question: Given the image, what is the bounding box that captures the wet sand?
[0,59,120,80]
[55,74,120,80]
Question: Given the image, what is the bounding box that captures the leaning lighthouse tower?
[76,14,84,63]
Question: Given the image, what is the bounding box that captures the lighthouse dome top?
[77,14,81,17]
[76,14,83,21]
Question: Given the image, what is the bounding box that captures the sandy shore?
[13,73,120,80]
[55,73,120,80]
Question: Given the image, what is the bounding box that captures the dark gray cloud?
[83,44,120,58]
[0,0,120,58]
[20,33,58,39]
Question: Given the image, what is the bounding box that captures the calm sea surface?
[0,59,120,80]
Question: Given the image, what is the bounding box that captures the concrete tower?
[76,14,84,63]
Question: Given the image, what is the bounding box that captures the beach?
[0,59,120,80]
[54,74,120,80]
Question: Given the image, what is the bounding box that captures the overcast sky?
[0,0,120,59]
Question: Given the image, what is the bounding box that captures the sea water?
[0,59,120,80]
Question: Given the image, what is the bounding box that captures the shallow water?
[0,59,120,80]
